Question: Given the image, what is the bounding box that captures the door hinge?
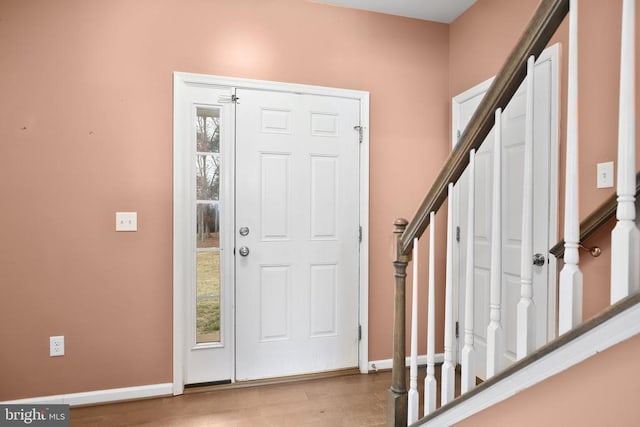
[455,321,460,338]
[358,325,362,341]
[354,125,363,143]
[456,226,461,243]
[358,226,363,243]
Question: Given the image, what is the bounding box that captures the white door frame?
[450,44,560,365]
[173,72,370,395]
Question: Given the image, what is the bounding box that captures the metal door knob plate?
[239,246,250,257]
[533,253,546,266]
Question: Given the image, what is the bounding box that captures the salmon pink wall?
[456,333,640,426]
[450,0,640,322]
[0,0,450,399]
[449,0,548,98]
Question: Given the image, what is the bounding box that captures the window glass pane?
[196,299,220,344]
[196,155,220,201]
[195,106,223,345]
[196,251,220,344]
[196,108,220,153]
[196,203,219,249]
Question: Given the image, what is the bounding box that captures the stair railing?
[388,0,639,425]
[387,0,569,424]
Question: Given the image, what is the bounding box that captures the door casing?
[172,72,370,395]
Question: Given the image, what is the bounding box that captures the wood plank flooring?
[70,371,391,426]
[70,366,457,426]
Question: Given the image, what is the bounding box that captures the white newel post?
[461,149,476,393]
[559,0,583,335]
[408,238,419,424]
[517,56,537,359]
[424,212,437,416]
[611,0,640,303]
[487,109,505,377]
[441,183,456,405]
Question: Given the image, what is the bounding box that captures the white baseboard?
[369,353,444,371]
[2,383,173,407]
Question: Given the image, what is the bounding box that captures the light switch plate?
[597,161,614,189]
[116,212,138,231]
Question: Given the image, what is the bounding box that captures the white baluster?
[424,212,437,416]
[441,183,456,405]
[487,109,505,377]
[517,56,537,359]
[461,149,476,393]
[559,0,583,335]
[407,238,419,425]
[611,0,640,303]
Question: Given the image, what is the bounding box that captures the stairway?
[387,0,640,425]
[416,293,640,426]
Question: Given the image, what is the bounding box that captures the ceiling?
[311,0,477,23]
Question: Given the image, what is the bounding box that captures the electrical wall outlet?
[597,161,614,188]
[50,336,64,357]
[116,212,138,232]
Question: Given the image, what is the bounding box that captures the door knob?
[239,246,250,257]
[533,253,546,266]
[239,226,250,236]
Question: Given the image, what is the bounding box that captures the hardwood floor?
[70,366,458,426]
[70,371,392,426]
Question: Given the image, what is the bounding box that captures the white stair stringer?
[415,295,640,427]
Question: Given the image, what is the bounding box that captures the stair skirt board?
[1,383,173,407]
[418,298,640,426]
[369,353,444,372]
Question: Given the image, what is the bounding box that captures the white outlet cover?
[50,336,65,357]
[597,161,615,189]
[116,212,138,232]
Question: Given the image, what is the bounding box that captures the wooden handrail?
[399,0,569,256]
[549,171,640,258]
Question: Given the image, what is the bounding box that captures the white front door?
[234,89,361,381]
[174,75,369,392]
[453,45,559,379]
